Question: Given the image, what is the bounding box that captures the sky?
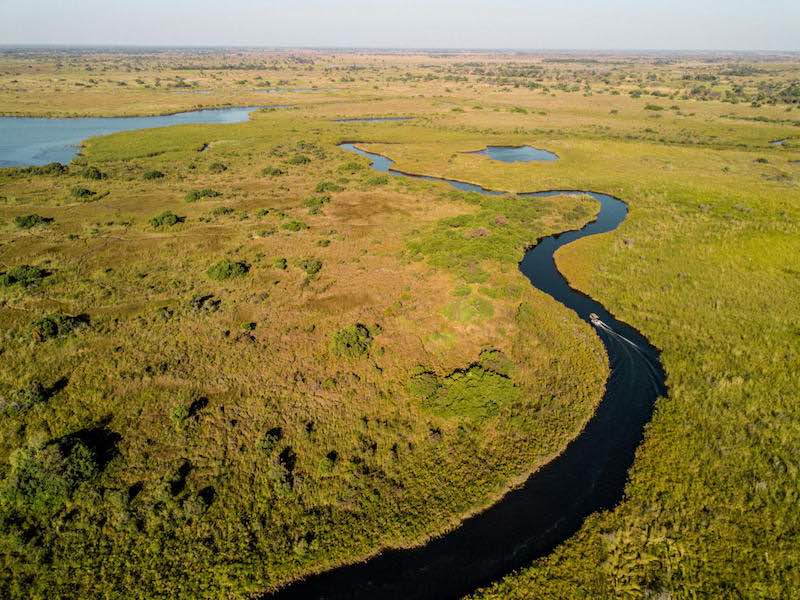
[0,0,798,51]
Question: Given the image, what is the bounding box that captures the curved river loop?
[268,143,668,599]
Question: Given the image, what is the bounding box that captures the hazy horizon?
[1,1,798,52]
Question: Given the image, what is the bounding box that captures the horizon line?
[1,44,799,54]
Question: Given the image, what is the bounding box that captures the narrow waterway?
[268,143,667,599]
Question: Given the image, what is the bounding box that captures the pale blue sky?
[1,0,798,50]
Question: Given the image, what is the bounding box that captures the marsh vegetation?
[0,48,798,599]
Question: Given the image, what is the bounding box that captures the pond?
[0,106,268,168]
[472,145,558,162]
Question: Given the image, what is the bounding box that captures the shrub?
[366,175,389,186]
[185,188,221,202]
[282,220,308,232]
[143,170,165,180]
[339,160,364,173]
[259,427,283,453]
[207,259,250,281]
[1,265,49,288]
[70,186,96,200]
[149,211,184,228]
[288,154,311,165]
[305,195,330,215]
[1,440,99,516]
[256,208,270,217]
[10,162,68,177]
[261,166,285,177]
[331,323,372,358]
[14,214,53,230]
[273,257,288,270]
[645,104,664,111]
[1,381,47,416]
[189,293,221,312]
[315,181,343,193]
[211,206,234,216]
[83,166,105,180]
[408,349,517,419]
[30,313,90,342]
[300,258,322,276]
[208,162,228,173]
[170,403,191,432]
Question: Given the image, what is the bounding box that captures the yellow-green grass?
[1,52,799,598]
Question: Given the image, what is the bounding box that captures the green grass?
[0,50,798,599]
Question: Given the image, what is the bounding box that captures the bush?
[14,214,53,229]
[331,323,372,358]
[305,195,330,215]
[149,211,184,228]
[185,188,221,202]
[211,206,234,216]
[143,170,165,180]
[209,162,228,173]
[288,154,311,165]
[273,257,288,270]
[189,293,221,312]
[300,258,322,276]
[70,186,96,200]
[0,264,49,288]
[10,162,68,177]
[83,166,105,180]
[207,259,250,281]
[315,181,343,193]
[261,166,285,177]
[645,104,664,111]
[366,175,389,186]
[0,381,48,416]
[282,220,308,232]
[1,440,99,516]
[30,313,90,342]
[408,349,517,419]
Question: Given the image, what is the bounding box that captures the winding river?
[268,143,667,599]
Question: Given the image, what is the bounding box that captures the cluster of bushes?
[1,440,99,516]
[70,186,96,200]
[282,219,308,232]
[315,181,343,193]
[8,162,68,177]
[207,259,250,281]
[261,166,285,177]
[331,323,372,358]
[366,175,389,186]
[83,166,106,180]
[304,195,330,215]
[1,264,49,288]
[14,214,53,229]
[149,211,184,228]
[409,349,518,419]
[185,188,221,202]
[29,313,90,342]
[208,162,228,173]
[299,258,322,276]
[189,293,221,312]
[0,381,48,416]
[143,170,165,180]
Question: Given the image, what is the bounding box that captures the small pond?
[472,145,558,162]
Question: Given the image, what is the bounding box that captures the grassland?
[1,49,799,598]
